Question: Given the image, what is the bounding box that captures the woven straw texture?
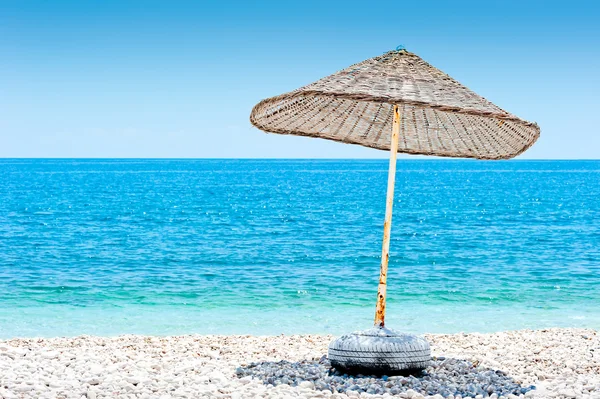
[250,50,540,160]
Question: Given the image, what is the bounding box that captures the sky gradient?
[1,0,599,158]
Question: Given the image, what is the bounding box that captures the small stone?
[208,371,227,383]
[125,376,140,385]
[14,384,34,392]
[0,388,17,399]
[558,388,578,398]
[299,381,315,390]
[41,351,59,359]
[89,364,103,375]
[239,376,252,384]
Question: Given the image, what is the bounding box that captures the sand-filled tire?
[328,327,431,375]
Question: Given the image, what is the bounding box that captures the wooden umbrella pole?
[374,104,401,328]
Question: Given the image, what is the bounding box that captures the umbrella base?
[328,326,431,376]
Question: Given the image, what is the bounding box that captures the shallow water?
[0,159,598,338]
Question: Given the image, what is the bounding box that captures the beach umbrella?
[250,47,540,374]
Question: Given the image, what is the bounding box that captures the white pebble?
[299,381,315,390]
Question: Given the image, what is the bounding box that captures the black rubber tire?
[328,327,431,375]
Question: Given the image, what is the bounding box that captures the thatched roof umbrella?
[250,48,540,374]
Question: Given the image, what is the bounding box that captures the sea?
[0,159,598,338]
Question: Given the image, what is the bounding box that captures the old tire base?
[328,327,431,376]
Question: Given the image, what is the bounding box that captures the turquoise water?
[0,159,598,338]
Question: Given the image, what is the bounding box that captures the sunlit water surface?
[0,159,598,338]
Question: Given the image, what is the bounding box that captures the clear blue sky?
[1,0,598,158]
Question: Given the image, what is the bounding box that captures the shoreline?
[0,328,598,398]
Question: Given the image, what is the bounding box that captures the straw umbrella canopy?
[251,49,539,160]
[249,48,540,373]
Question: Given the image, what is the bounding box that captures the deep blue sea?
[0,159,598,338]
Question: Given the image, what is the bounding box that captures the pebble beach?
[0,328,598,399]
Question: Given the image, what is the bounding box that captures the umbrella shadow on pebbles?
[235,356,535,398]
